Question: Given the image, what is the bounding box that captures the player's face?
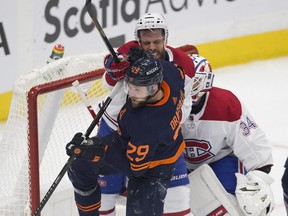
[139,29,166,60]
[126,83,151,108]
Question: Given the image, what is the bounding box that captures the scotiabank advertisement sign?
[1,0,288,92]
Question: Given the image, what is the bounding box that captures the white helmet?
[190,54,214,103]
[134,13,169,42]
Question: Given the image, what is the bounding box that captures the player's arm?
[230,101,273,172]
[226,101,274,215]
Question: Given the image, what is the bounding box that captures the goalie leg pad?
[188,164,243,216]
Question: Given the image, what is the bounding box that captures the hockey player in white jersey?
[182,54,275,216]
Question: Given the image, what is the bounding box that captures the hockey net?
[0,52,109,215]
[0,44,196,216]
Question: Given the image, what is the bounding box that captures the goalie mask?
[190,54,214,104]
[134,13,169,45]
[125,56,163,108]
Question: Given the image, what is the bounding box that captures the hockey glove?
[235,170,275,216]
[128,46,144,64]
[104,53,130,81]
[128,46,153,64]
[66,132,106,162]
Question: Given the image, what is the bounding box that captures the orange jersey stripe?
[149,141,185,169]
[77,200,101,212]
[130,162,150,171]
[173,121,181,140]
[129,141,186,171]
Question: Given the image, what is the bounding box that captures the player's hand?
[128,46,145,64]
[66,132,106,162]
[104,53,130,81]
[128,46,154,64]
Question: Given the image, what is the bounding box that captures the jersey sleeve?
[227,101,273,171]
[167,47,195,123]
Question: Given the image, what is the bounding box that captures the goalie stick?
[33,2,122,214]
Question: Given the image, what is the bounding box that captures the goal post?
[28,70,107,214]
[0,52,109,215]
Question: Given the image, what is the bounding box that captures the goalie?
[182,54,275,216]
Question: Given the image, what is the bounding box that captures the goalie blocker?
[188,164,274,216]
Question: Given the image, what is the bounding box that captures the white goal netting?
[0,52,110,215]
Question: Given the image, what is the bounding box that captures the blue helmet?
[125,56,163,87]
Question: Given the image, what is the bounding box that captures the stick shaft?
[85,0,120,63]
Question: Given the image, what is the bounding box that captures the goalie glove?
[104,53,130,81]
[66,132,106,162]
[235,170,275,216]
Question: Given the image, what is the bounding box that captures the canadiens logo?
[184,139,214,163]
[98,179,107,187]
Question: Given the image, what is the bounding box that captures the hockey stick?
[85,0,120,63]
[72,80,97,118]
[33,81,122,216]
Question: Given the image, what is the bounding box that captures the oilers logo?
[184,139,214,164]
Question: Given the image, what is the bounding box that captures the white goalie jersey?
[181,86,273,172]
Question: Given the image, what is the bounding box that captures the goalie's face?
[138,29,166,60]
[125,83,156,108]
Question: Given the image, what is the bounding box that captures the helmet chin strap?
[146,84,162,104]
